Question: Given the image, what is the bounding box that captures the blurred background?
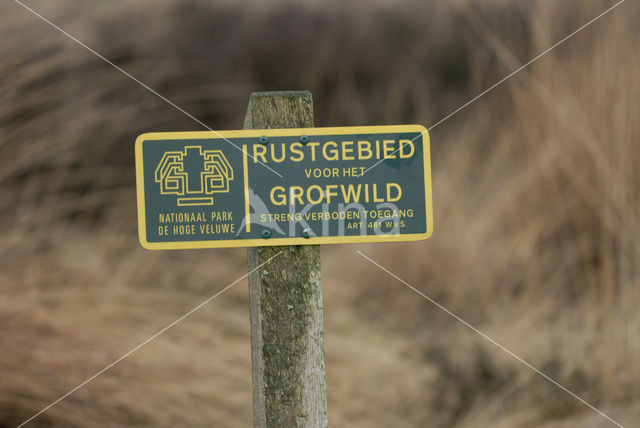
[1,0,638,426]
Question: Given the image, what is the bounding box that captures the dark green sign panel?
[135,125,432,249]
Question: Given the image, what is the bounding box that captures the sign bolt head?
[259,136,269,145]
[299,135,309,145]
[301,229,312,239]
[261,229,272,239]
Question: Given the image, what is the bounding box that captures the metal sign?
[135,125,432,249]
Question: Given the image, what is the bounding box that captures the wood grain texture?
[244,91,328,428]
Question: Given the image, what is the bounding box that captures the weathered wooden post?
[136,91,432,427]
[243,91,328,427]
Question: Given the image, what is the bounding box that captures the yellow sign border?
[135,125,433,250]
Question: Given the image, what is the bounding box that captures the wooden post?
[244,91,328,427]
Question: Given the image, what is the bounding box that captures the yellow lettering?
[270,143,286,162]
[270,186,286,206]
[340,184,361,203]
[290,186,304,206]
[383,140,396,159]
[290,142,304,162]
[373,183,384,202]
[387,183,402,202]
[253,144,267,163]
[358,140,372,160]
[325,184,338,203]
[399,139,415,159]
[323,141,339,161]
[307,142,319,161]
[342,141,355,160]
[307,185,324,205]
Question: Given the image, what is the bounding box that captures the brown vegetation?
[1,0,638,426]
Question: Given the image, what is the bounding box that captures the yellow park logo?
[154,145,234,206]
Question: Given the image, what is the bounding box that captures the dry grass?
[1,0,638,426]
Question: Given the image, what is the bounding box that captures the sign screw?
[299,135,309,145]
[301,229,312,239]
[259,136,269,145]
[261,229,272,239]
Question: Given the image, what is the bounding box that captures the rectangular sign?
[135,125,432,249]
